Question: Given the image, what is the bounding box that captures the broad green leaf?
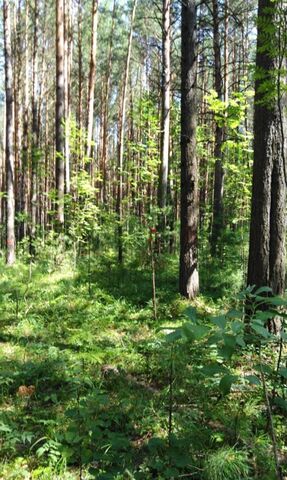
[251,322,270,338]
[255,311,276,321]
[219,375,238,395]
[226,309,243,320]
[236,335,246,347]
[278,368,287,379]
[245,375,261,386]
[218,345,236,360]
[184,306,197,323]
[267,297,287,306]
[207,333,223,345]
[254,364,273,375]
[254,286,273,295]
[166,329,182,343]
[223,334,237,349]
[181,323,210,341]
[273,397,287,411]
[202,363,230,376]
[231,320,244,334]
[212,315,227,330]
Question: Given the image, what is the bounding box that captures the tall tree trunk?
[64,0,72,194]
[86,0,99,160]
[116,0,137,263]
[211,0,225,255]
[101,0,116,204]
[247,0,287,334]
[31,0,39,243]
[14,0,22,241]
[3,0,16,265]
[77,0,83,167]
[179,0,199,299]
[55,0,65,228]
[20,0,29,241]
[224,0,229,104]
[158,0,171,213]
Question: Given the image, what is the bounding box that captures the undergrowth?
[0,248,285,479]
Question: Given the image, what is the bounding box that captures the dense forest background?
[0,0,287,479]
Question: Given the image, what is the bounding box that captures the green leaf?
[245,375,261,386]
[219,375,238,395]
[226,309,243,319]
[278,368,287,379]
[254,363,273,375]
[223,334,237,348]
[267,297,287,306]
[207,333,223,345]
[236,334,246,347]
[255,311,276,321]
[254,286,273,295]
[165,329,182,343]
[251,322,270,338]
[212,315,227,330]
[181,323,210,341]
[218,345,236,360]
[273,397,287,411]
[231,320,244,334]
[201,363,230,376]
[184,306,197,323]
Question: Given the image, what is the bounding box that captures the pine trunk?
[55,0,65,228]
[179,0,199,299]
[3,0,16,265]
[247,0,287,333]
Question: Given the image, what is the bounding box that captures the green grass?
[0,249,285,479]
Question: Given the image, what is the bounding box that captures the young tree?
[55,0,65,227]
[247,0,287,324]
[179,0,199,299]
[3,0,16,265]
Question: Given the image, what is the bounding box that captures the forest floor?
[0,247,285,479]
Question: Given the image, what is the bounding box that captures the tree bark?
[116,0,137,263]
[179,0,199,299]
[64,0,72,194]
[3,0,16,265]
[86,0,99,160]
[20,0,30,241]
[158,0,171,212]
[101,0,116,204]
[247,0,287,332]
[31,0,39,243]
[55,0,65,228]
[211,0,225,255]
